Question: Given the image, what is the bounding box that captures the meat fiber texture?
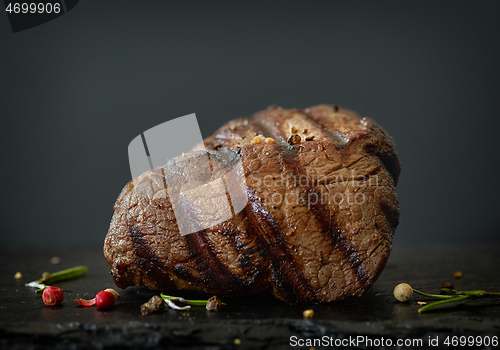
[104,105,400,303]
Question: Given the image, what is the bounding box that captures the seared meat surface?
[104,105,400,303]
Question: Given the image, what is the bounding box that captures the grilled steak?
[104,104,400,303]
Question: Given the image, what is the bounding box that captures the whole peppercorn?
[303,309,314,318]
[394,283,413,302]
[95,290,115,309]
[252,136,262,144]
[104,288,120,302]
[141,295,164,316]
[287,134,301,145]
[206,295,223,311]
[42,286,64,306]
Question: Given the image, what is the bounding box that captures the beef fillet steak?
[104,105,400,303]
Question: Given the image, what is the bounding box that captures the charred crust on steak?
[104,104,400,303]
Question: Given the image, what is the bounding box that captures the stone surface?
[1,245,499,349]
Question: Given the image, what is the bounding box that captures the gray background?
[1,1,499,247]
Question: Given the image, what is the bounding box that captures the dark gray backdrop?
[1,1,499,247]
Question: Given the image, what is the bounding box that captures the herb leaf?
[418,295,471,313]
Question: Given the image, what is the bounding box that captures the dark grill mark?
[244,190,319,303]
[363,140,401,185]
[245,120,321,302]
[303,112,349,148]
[376,149,401,186]
[252,119,286,146]
[112,260,130,289]
[183,230,253,294]
[228,224,265,279]
[277,135,371,287]
[129,227,177,290]
[173,264,196,280]
[307,189,370,286]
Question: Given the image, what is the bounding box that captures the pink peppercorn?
[95,290,115,309]
[42,286,64,306]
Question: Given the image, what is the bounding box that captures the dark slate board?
[1,245,499,349]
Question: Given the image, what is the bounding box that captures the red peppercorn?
[42,286,64,306]
[95,290,115,309]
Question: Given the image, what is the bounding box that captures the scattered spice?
[442,282,454,289]
[252,136,262,144]
[454,271,462,279]
[393,283,500,313]
[305,135,315,141]
[213,142,222,150]
[141,295,164,315]
[42,286,63,306]
[303,309,314,318]
[50,256,60,265]
[265,137,276,143]
[291,126,298,134]
[206,295,223,311]
[417,301,427,306]
[287,134,301,145]
[14,272,22,280]
[394,283,413,302]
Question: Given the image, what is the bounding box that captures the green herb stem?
[179,298,209,306]
[412,289,459,300]
[418,295,471,313]
[160,293,226,310]
[441,288,500,297]
[178,297,226,306]
[35,266,88,284]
